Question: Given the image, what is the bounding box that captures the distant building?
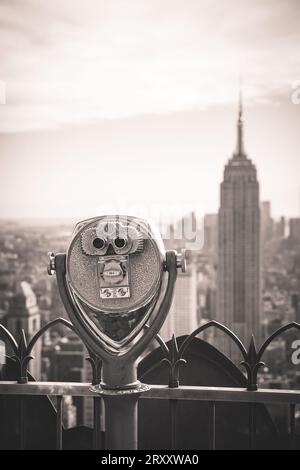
[274,216,285,239]
[217,93,261,360]
[5,281,41,380]
[292,294,300,323]
[261,201,273,246]
[205,286,217,320]
[48,332,100,429]
[49,333,86,425]
[203,214,218,254]
[160,263,198,340]
[161,215,199,340]
[263,338,286,375]
[289,218,300,242]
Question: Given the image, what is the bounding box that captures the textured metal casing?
[66,215,165,314]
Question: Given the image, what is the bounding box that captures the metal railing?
[1,319,300,450]
[0,381,299,449]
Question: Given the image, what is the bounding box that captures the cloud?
[0,0,299,131]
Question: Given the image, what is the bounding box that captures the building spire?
[236,84,245,156]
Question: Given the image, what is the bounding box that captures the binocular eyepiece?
[80,219,144,258]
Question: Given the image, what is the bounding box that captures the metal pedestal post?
[91,367,150,451]
[104,394,139,450]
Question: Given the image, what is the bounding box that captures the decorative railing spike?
[0,318,74,383]
[161,334,187,388]
[12,329,34,384]
[240,335,265,391]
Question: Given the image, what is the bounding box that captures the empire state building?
[217,95,261,358]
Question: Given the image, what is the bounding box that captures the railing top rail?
[1,381,300,404]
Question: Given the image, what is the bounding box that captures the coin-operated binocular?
[48,215,186,391]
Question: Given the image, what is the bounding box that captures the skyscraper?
[217,93,261,359]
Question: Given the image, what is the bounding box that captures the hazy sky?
[0,0,299,220]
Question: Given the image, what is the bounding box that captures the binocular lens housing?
[67,215,164,310]
[114,237,127,249]
[93,237,106,249]
[92,236,128,251]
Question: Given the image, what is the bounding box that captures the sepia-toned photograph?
[0,0,300,455]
